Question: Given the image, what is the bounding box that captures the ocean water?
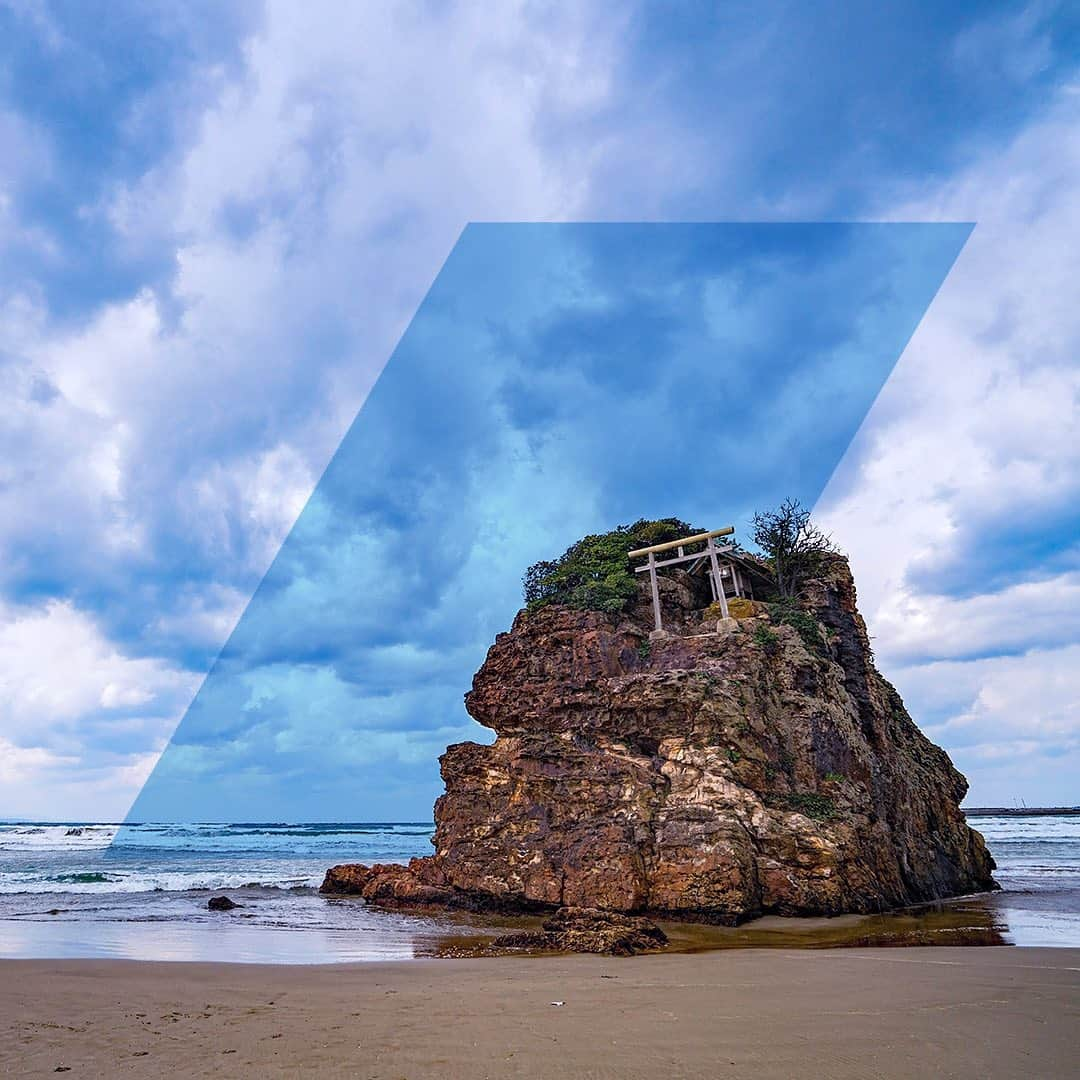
[0,814,1076,962]
[966,813,1080,948]
[0,822,461,962]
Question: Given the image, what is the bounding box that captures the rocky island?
[322,515,996,946]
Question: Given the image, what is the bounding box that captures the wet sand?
[2,947,1077,1079]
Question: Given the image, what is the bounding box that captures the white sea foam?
[970,815,1080,843]
[0,821,433,897]
[0,870,323,895]
[0,824,119,851]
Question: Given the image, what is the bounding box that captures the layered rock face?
[323,558,996,923]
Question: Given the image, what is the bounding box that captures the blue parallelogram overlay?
[124,223,970,824]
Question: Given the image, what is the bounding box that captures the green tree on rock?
[522,518,703,614]
[750,498,839,601]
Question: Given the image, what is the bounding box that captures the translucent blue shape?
[125,223,970,823]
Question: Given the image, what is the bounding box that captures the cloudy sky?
[127,221,969,821]
[1,1,1077,820]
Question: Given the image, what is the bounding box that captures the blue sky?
[0,1,1078,818]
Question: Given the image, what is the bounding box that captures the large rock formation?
[323,557,996,924]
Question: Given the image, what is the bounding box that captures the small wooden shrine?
[627,527,760,636]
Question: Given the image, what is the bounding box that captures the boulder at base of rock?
[320,862,462,908]
[320,864,384,895]
[492,907,669,955]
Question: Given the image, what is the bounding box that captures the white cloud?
[894,644,1080,806]
[819,88,1080,801]
[873,571,1080,666]
[0,1,626,818]
[0,735,76,782]
[0,598,197,818]
[0,293,147,583]
[2,0,622,615]
[898,645,1080,746]
[150,584,247,649]
[0,598,191,731]
[192,442,316,570]
[0,744,163,823]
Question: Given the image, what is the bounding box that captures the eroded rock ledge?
[322,557,996,929]
[490,907,668,956]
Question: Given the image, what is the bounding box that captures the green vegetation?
[520,501,846,638]
[750,497,839,601]
[522,518,703,613]
[725,596,757,619]
[695,672,719,692]
[883,683,909,722]
[727,748,741,764]
[637,639,652,661]
[778,793,836,820]
[767,598,826,656]
[823,772,846,783]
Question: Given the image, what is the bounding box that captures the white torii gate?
[627,527,741,636]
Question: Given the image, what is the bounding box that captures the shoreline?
[5,878,1076,964]
[0,888,1029,964]
[4,946,1077,1078]
[2,812,1076,963]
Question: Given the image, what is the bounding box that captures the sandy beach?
[2,947,1077,1079]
